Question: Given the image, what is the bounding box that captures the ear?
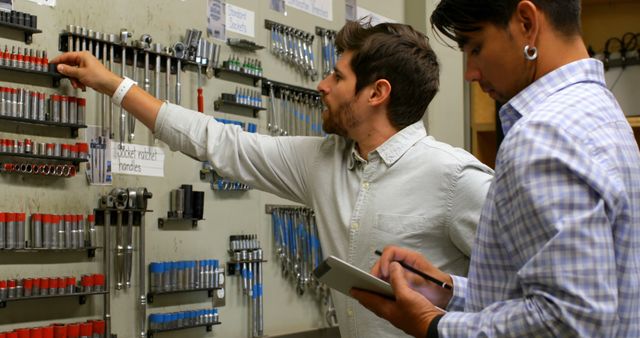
[514,1,540,44]
[368,79,391,107]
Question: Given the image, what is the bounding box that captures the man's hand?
[372,246,453,309]
[51,51,122,96]
[351,262,445,338]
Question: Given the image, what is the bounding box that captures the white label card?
[225,3,255,38]
[111,142,165,177]
[25,0,55,7]
[356,6,396,26]
[286,0,332,21]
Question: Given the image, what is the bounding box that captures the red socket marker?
[92,320,105,335]
[79,323,92,337]
[52,324,67,338]
[42,326,53,338]
[15,328,29,338]
[67,323,80,338]
[30,327,43,338]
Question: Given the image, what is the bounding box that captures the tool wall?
[0,1,442,337]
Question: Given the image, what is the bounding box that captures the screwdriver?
[196,39,206,113]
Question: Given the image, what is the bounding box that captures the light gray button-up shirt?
[155,103,494,338]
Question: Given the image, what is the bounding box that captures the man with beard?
[52,20,493,337]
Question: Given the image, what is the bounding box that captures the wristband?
[111,76,137,106]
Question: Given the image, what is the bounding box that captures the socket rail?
[0,290,108,309]
[58,32,206,74]
[0,63,65,87]
[0,15,41,44]
[0,115,86,138]
[147,321,221,338]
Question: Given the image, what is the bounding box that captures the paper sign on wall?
[345,0,357,21]
[25,0,55,6]
[356,6,396,26]
[286,0,332,21]
[207,0,226,41]
[0,0,11,12]
[225,3,255,38]
[111,142,165,177]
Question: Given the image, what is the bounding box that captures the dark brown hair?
[431,0,582,47]
[335,20,439,130]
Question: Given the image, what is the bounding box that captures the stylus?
[375,250,452,290]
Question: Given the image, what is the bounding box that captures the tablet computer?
[313,255,394,299]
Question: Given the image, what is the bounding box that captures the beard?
[321,100,358,137]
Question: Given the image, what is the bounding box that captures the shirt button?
[351,222,359,229]
[348,308,354,317]
[362,182,369,190]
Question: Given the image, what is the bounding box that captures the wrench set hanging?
[266,20,318,81]
[263,80,324,136]
[266,205,338,327]
[227,234,265,338]
[59,26,220,143]
[315,27,338,79]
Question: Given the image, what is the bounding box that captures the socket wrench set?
[148,308,220,330]
[0,45,49,72]
[0,273,105,300]
[149,259,223,293]
[230,87,264,108]
[0,212,96,250]
[0,138,89,158]
[221,55,263,77]
[1,162,77,177]
[0,86,86,125]
[0,10,38,30]
[0,320,106,338]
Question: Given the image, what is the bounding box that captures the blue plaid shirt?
[440,59,640,337]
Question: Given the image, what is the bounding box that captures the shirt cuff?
[446,275,467,311]
[426,314,444,338]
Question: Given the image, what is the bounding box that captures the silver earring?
[524,45,538,61]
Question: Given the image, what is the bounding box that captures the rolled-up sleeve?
[154,102,322,203]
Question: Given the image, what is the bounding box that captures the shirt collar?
[347,121,427,170]
[499,58,606,135]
